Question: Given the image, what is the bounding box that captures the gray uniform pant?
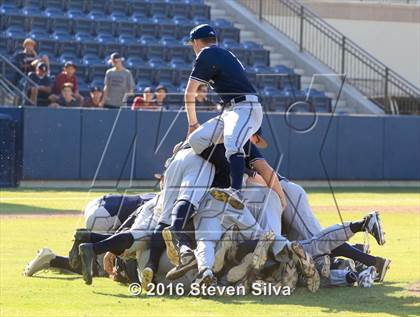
[188,100,263,159]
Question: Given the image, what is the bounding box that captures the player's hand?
[187,123,200,136]
[103,252,117,276]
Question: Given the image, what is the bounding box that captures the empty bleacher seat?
[0,4,26,30]
[130,0,151,16]
[70,10,95,34]
[140,34,165,60]
[243,41,269,66]
[211,18,240,42]
[67,0,89,12]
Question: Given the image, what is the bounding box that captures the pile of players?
[24,132,391,294]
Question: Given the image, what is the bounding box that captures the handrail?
[238,0,420,114]
[0,53,40,88]
[0,76,34,106]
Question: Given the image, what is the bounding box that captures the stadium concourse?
[0,0,332,111]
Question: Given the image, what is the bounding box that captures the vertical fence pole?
[341,36,346,77]
[299,6,304,52]
[258,0,263,21]
[384,67,390,113]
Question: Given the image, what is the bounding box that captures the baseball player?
[24,193,154,278]
[184,24,264,209]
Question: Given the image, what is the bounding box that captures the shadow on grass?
[31,275,81,281]
[206,282,419,317]
[0,202,80,215]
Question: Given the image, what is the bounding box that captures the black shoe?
[79,243,95,285]
[69,229,91,270]
[362,212,385,245]
[166,249,197,280]
[374,257,391,282]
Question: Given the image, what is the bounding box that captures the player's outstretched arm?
[185,78,201,135]
[252,159,287,210]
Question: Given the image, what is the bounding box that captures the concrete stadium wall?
[1,107,419,181]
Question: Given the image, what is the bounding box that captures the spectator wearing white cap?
[100,52,135,108]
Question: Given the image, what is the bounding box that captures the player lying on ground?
[23,194,153,278]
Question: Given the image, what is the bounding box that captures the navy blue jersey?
[200,141,264,188]
[190,45,256,103]
[101,194,155,223]
[28,72,52,107]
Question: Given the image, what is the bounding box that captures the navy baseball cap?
[186,24,216,44]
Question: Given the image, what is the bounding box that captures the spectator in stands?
[27,62,52,107]
[154,85,168,108]
[49,83,81,108]
[195,83,214,110]
[13,38,49,84]
[100,52,135,108]
[83,87,103,108]
[50,61,83,104]
[131,87,158,110]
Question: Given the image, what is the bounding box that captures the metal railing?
[0,53,39,107]
[238,0,420,114]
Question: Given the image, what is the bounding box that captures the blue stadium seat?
[272,65,300,90]
[48,13,73,34]
[112,12,136,36]
[75,31,100,56]
[222,39,249,65]
[89,76,104,90]
[96,33,121,59]
[172,15,193,39]
[192,16,209,26]
[135,79,153,93]
[108,0,130,15]
[137,16,159,37]
[169,0,189,18]
[152,13,175,37]
[140,34,165,60]
[0,31,7,54]
[170,57,191,85]
[0,4,26,30]
[88,10,113,35]
[124,37,147,59]
[1,0,24,8]
[243,41,269,66]
[82,53,106,81]
[69,10,95,34]
[22,0,45,9]
[154,62,176,86]
[253,65,277,89]
[134,62,155,84]
[149,0,170,17]
[88,0,110,14]
[28,30,57,55]
[22,5,49,32]
[4,26,26,53]
[67,0,89,12]
[160,35,190,62]
[59,52,80,64]
[44,0,66,10]
[211,19,240,42]
[189,2,210,19]
[260,87,283,111]
[78,79,91,96]
[130,0,151,17]
[51,31,76,55]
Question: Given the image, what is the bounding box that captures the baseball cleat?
[288,242,320,292]
[162,227,180,266]
[194,268,215,287]
[166,249,197,280]
[23,248,56,277]
[252,231,275,270]
[363,211,385,245]
[210,187,244,210]
[227,253,254,283]
[314,255,331,278]
[213,226,238,274]
[374,257,391,282]
[357,266,377,288]
[79,243,95,285]
[69,229,91,270]
[141,267,154,292]
[279,260,299,289]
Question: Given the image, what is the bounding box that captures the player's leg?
[281,180,323,240]
[188,115,224,155]
[163,155,215,265]
[141,223,169,291]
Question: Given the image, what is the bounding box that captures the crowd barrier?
[1,106,419,183]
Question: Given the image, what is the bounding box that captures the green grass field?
[1,187,419,317]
